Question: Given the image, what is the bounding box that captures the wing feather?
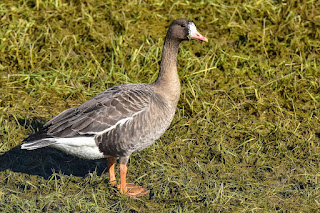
[42,83,152,138]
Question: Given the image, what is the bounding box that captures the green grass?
[1,0,320,212]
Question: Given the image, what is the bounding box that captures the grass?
[1,0,320,212]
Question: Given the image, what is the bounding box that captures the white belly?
[50,137,106,160]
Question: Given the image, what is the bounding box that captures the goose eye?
[181,24,186,28]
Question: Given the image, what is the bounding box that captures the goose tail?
[21,139,56,150]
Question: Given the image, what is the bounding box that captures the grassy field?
[1,0,320,212]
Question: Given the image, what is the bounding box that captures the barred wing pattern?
[44,84,152,138]
[22,84,156,153]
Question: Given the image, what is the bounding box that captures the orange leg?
[107,156,117,186]
[119,163,127,194]
[119,163,149,197]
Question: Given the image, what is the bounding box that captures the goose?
[21,18,208,197]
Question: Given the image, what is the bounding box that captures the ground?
[0,0,320,212]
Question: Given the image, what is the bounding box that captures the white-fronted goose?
[21,18,208,197]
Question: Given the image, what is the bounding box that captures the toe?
[117,183,149,197]
[126,187,149,197]
[109,180,117,187]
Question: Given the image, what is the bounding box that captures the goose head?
[166,18,208,42]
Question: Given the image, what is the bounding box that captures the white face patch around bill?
[187,22,197,40]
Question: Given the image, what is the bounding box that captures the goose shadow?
[0,118,108,179]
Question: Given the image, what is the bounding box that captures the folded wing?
[24,84,152,142]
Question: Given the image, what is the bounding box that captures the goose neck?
[152,37,181,106]
[154,38,181,85]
